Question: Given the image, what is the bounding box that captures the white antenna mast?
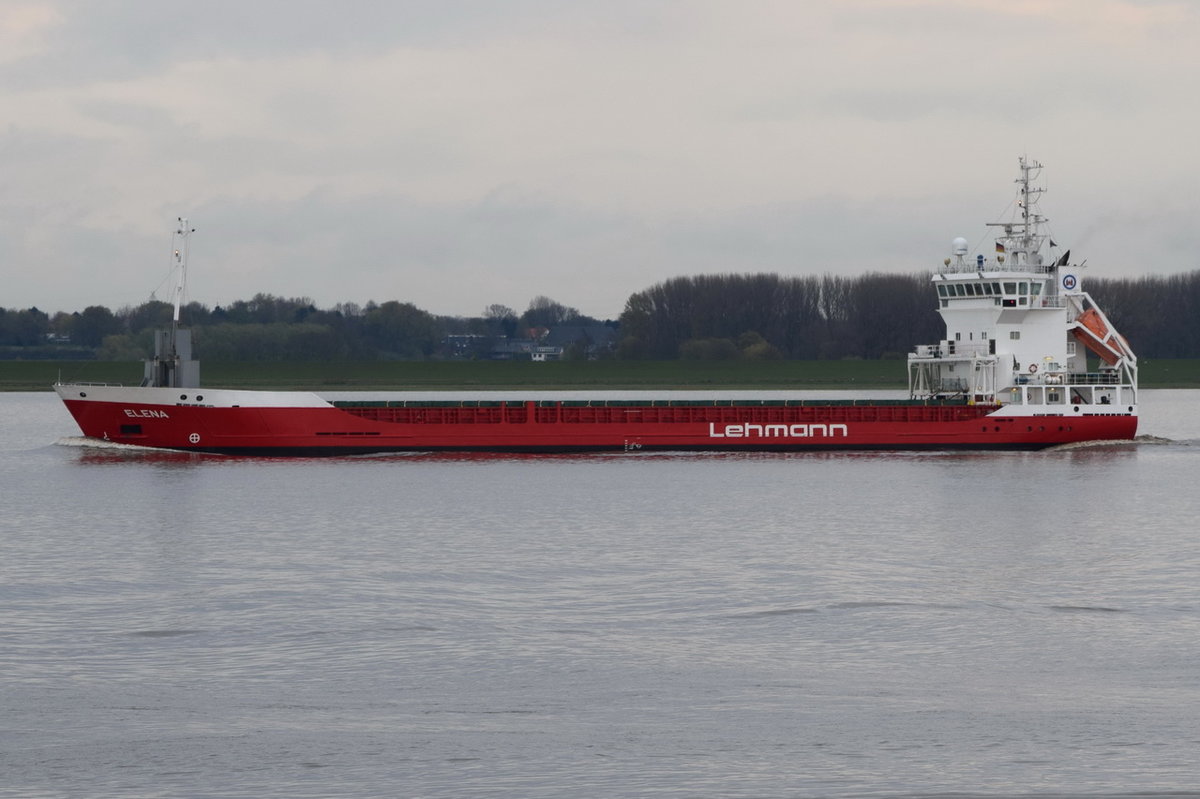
[171,217,196,324]
[146,218,200,388]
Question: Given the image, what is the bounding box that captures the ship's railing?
[935,378,969,393]
[1013,371,1123,386]
[56,381,125,387]
[940,258,1059,275]
[910,343,990,358]
[1067,371,1123,385]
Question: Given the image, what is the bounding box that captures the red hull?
[61,397,1138,455]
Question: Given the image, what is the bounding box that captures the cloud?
[3,0,1200,317]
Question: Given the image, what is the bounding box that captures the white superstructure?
[908,158,1137,416]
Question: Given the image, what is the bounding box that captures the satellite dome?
[952,237,969,256]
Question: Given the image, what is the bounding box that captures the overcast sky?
[4,0,1199,319]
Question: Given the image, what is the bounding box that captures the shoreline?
[4,359,1198,392]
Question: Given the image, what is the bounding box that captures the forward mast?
[145,218,200,388]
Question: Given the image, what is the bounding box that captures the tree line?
[3,270,1199,361]
[617,272,942,360]
[0,294,603,361]
[1088,273,1200,359]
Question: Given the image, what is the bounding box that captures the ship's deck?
[332,399,999,427]
[331,397,976,410]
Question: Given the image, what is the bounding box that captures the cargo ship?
[56,158,1137,455]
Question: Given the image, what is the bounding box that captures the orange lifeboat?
[1073,308,1127,365]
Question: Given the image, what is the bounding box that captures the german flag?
[995,242,1006,253]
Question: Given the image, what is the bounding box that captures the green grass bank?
[4,359,1198,392]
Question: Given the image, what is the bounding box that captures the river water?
[2,390,1199,798]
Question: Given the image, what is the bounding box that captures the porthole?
[180,394,188,400]
[79,391,87,398]
[196,395,203,402]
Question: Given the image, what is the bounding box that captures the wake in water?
[52,434,1184,461]
[55,436,175,452]
[1134,433,1177,445]
[52,436,214,463]
[1046,434,1172,452]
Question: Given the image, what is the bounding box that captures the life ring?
[1028,363,1038,374]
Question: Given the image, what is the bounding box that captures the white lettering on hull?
[708,422,849,439]
[124,409,170,419]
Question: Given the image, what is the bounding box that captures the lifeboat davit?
[1073,308,1128,366]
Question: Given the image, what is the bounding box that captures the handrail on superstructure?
[940,259,1062,275]
[910,343,991,358]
